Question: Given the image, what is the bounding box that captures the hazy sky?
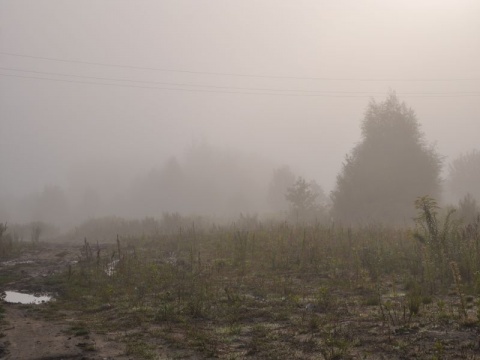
[1,0,479,199]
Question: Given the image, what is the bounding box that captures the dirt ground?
[0,243,130,360]
[2,243,480,359]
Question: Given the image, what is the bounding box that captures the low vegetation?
[7,196,474,358]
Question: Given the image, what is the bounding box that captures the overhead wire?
[0,66,381,94]
[3,66,480,96]
[1,51,480,82]
[2,52,480,97]
[2,71,480,98]
[0,72,374,97]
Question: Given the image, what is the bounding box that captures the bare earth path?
[0,243,129,360]
[2,304,122,360]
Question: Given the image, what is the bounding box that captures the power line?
[2,51,479,82]
[6,66,479,96]
[0,66,382,94]
[3,72,480,98]
[0,72,372,97]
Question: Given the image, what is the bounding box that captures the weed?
[315,286,335,313]
[450,261,468,319]
[0,303,4,322]
[125,337,156,359]
[319,323,351,360]
[68,323,90,337]
[23,202,480,358]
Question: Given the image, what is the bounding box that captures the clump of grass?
[67,322,90,337]
[319,323,351,360]
[450,261,468,320]
[0,302,5,322]
[125,337,156,359]
[315,286,336,313]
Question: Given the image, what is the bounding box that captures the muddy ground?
[0,243,129,360]
[2,243,480,359]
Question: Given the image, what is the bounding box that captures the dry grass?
[39,204,480,359]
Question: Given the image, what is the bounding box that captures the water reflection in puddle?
[106,259,119,276]
[1,260,34,266]
[3,291,52,304]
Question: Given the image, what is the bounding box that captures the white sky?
[1,0,479,198]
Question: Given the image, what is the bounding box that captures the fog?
[1,1,479,228]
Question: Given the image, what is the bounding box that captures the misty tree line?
[331,93,479,225]
[272,92,479,225]
[1,93,479,230]
[332,93,443,224]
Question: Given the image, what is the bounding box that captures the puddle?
[106,259,119,276]
[2,291,53,304]
[1,260,34,266]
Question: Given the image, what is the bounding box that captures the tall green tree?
[331,93,442,224]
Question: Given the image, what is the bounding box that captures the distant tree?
[267,166,296,211]
[130,143,272,216]
[286,177,327,222]
[308,179,328,207]
[457,194,479,225]
[447,150,480,203]
[28,186,70,226]
[31,222,42,243]
[132,157,185,215]
[0,223,6,238]
[77,188,101,220]
[331,93,443,224]
[159,157,185,209]
[0,222,13,257]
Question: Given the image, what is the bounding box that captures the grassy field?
[2,199,480,359]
